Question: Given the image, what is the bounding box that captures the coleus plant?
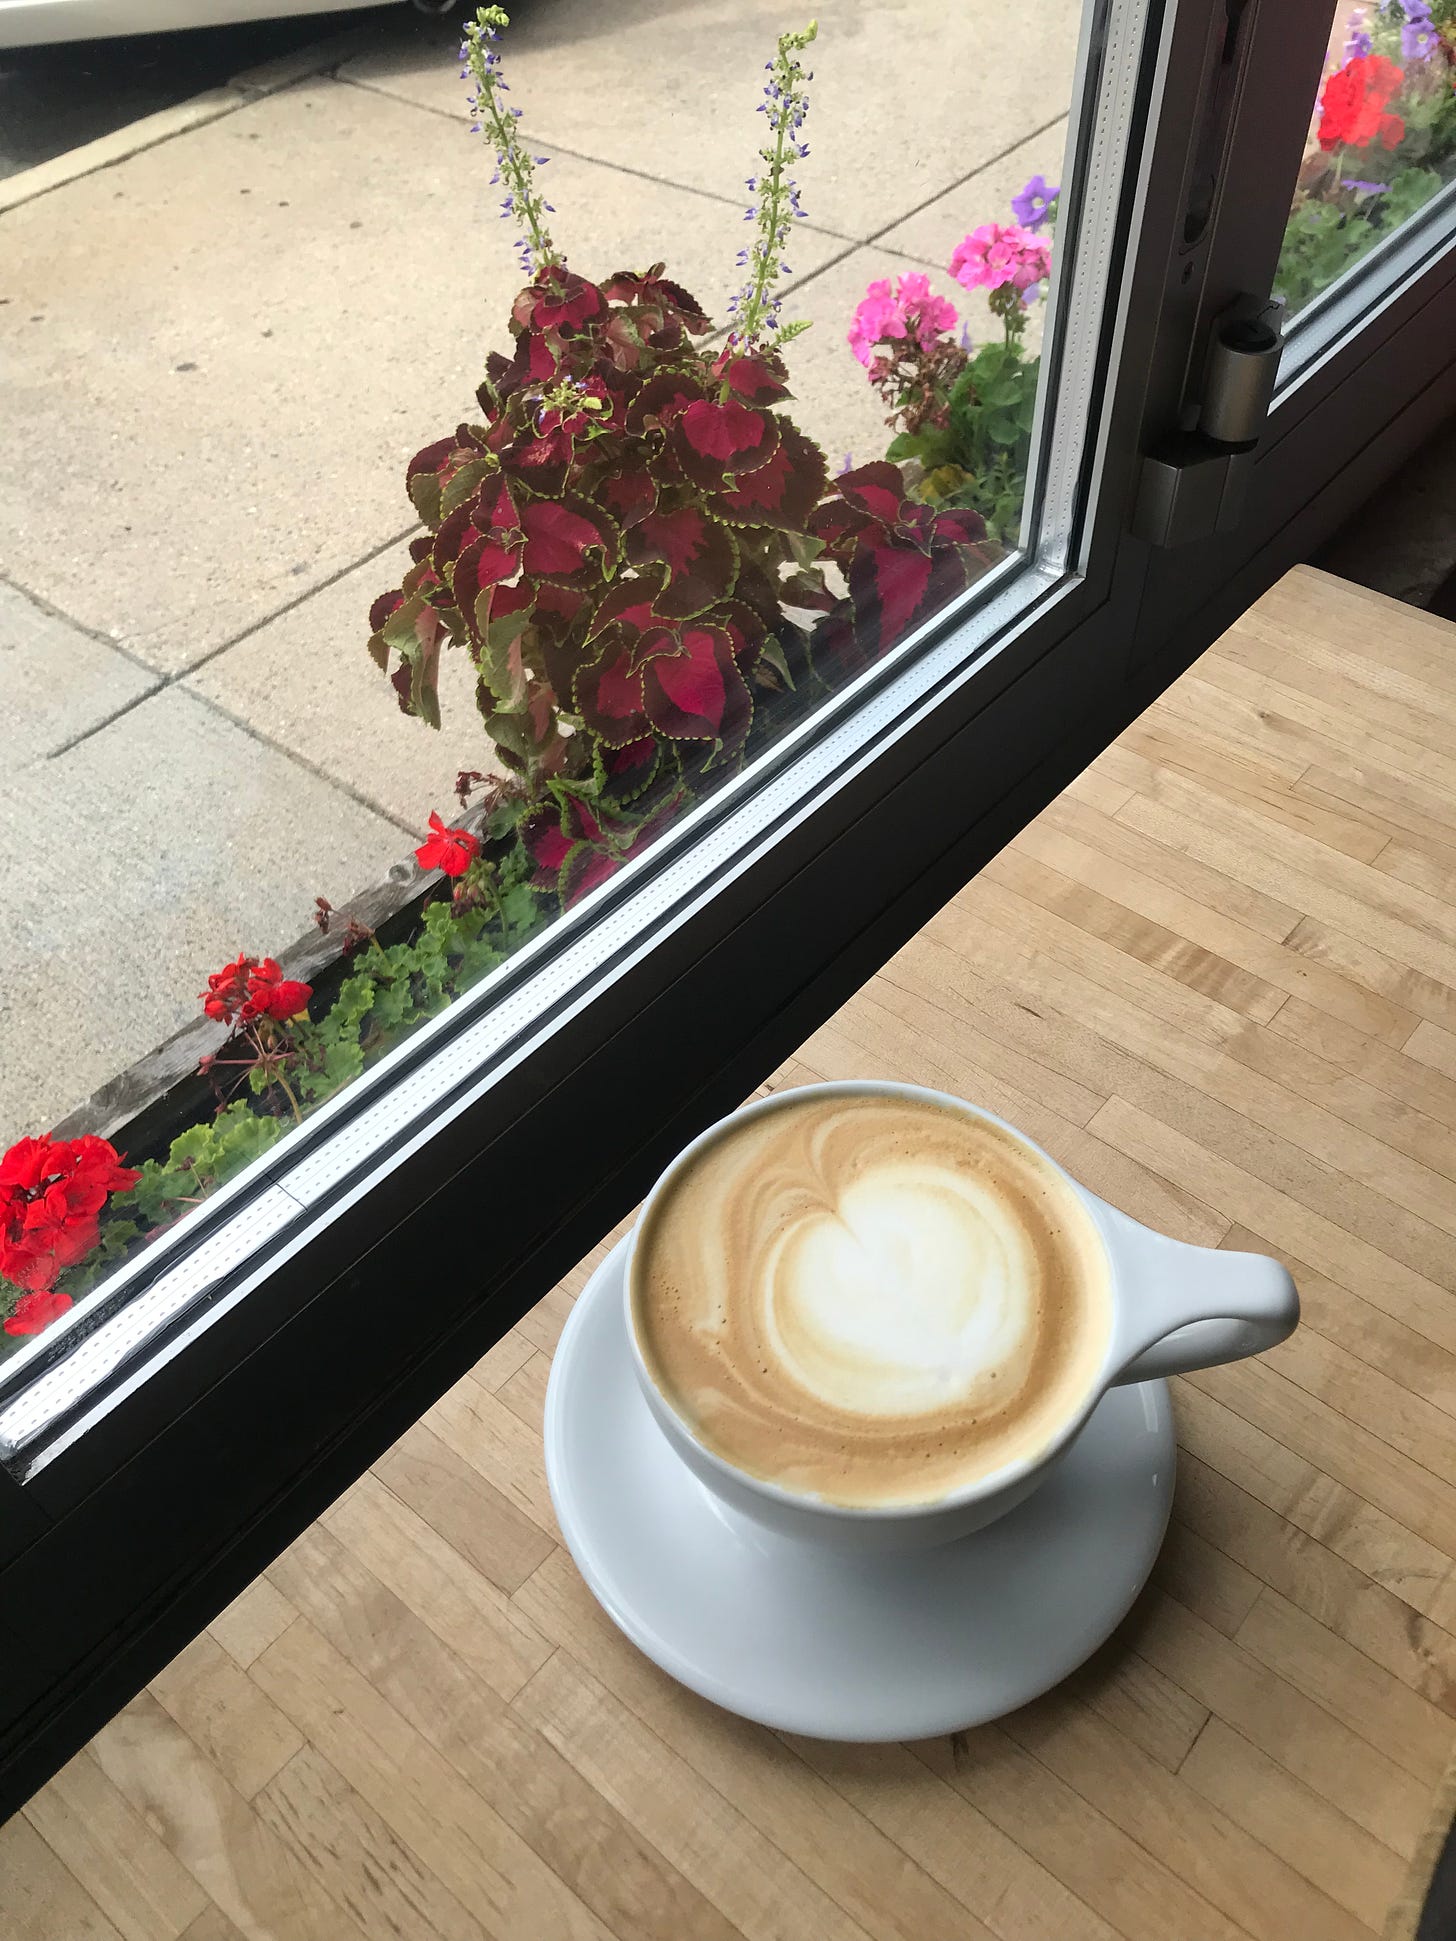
[369,7,995,907]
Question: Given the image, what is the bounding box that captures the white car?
[0,1,433,50]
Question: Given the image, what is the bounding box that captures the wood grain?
[20,563,1456,1938]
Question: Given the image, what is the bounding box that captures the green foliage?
[1274,167,1443,314]
[77,861,547,1289]
[112,1103,288,1238]
[886,339,1039,544]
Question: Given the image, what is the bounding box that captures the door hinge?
[1133,302,1284,548]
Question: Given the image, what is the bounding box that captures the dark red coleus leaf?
[573,641,654,747]
[833,460,912,528]
[710,347,791,404]
[641,623,752,759]
[521,805,575,872]
[713,417,827,533]
[558,845,627,907]
[587,577,669,642]
[598,468,656,532]
[432,498,486,576]
[845,533,936,655]
[806,491,865,560]
[368,589,404,634]
[520,329,561,383]
[930,505,992,550]
[519,495,621,586]
[626,368,706,437]
[672,400,779,489]
[710,597,768,672]
[601,264,712,333]
[510,427,574,494]
[531,579,590,636]
[605,735,658,778]
[600,307,660,372]
[626,506,739,619]
[513,267,609,337]
[452,531,523,614]
[404,436,463,525]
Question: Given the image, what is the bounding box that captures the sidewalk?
[0,0,1075,1140]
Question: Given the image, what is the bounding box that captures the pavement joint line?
[44,520,421,782]
[0,570,156,668]
[42,656,418,841]
[334,73,869,245]
[0,24,374,217]
[335,75,1066,269]
[44,681,168,762]
[174,685,421,840]
[176,521,422,680]
[854,111,1071,252]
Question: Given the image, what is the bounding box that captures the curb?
[0,21,376,217]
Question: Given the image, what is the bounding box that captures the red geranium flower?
[202,952,253,1022]
[201,953,311,1026]
[0,1133,140,1294]
[240,958,313,1024]
[415,811,480,879]
[1318,54,1406,152]
[4,1288,74,1338]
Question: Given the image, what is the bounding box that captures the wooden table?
[7,565,1456,1941]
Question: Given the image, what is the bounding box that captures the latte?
[631,1091,1112,1508]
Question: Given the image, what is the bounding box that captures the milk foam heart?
[632,1093,1112,1508]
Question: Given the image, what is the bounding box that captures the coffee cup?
[624,1080,1298,1552]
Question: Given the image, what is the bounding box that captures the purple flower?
[1346,178,1390,193]
[1010,174,1060,233]
[1402,0,1441,59]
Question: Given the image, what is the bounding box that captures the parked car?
[0,0,440,52]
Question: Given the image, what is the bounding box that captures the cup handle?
[1098,1202,1299,1385]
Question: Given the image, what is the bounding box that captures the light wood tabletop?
[7,564,1456,1941]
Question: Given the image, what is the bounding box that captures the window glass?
[0,1,1085,1364]
[1276,1,1456,318]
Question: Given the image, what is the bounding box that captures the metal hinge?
[1133,300,1284,548]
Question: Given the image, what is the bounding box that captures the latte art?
[632,1093,1112,1507]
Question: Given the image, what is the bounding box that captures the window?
[1276,1,1456,321]
[0,0,1451,1815]
[0,0,1112,1441]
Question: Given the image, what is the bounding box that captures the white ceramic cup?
[625,1080,1299,1552]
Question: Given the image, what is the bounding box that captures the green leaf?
[757,633,796,691]
[498,882,539,934]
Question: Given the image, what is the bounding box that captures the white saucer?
[543,1239,1175,1742]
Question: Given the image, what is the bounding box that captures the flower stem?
[726,22,817,353]
[462,6,559,275]
[273,1064,305,1126]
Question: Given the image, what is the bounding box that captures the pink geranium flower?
[948,222,1052,298]
[848,273,959,367]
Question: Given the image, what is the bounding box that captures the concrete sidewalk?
[0,0,1074,1140]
